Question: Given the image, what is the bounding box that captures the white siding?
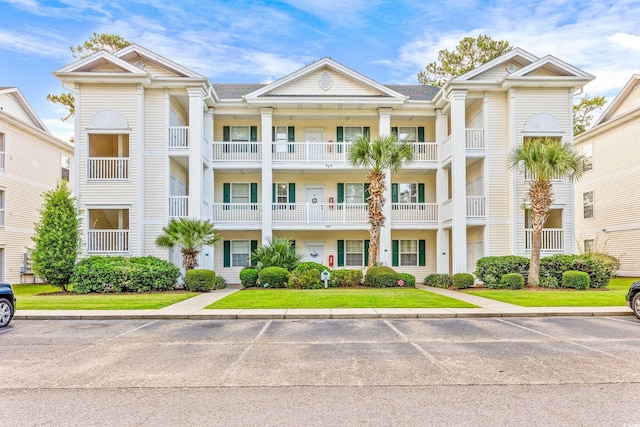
[270,68,383,97]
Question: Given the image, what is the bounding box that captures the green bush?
[397,273,416,288]
[294,262,330,275]
[288,270,324,289]
[71,256,180,294]
[251,237,302,271]
[184,269,216,292]
[452,273,475,289]
[572,253,619,288]
[240,268,259,288]
[499,273,525,290]
[258,266,290,288]
[539,254,577,283]
[424,274,453,288]
[364,266,399,288]
[540,276,559,289]
[475,256,529,287]
[215,275,227,290]
[562,270,590,290]
[329,269,363,287]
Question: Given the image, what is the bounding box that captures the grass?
[206,288,477,309]
[13,284,198,310]
[463,277,636,307]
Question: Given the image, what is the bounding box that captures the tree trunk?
[367,170,386,267]
[182,247,199,270]
[527,179,552,287]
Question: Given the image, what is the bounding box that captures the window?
[583,191,594,219]
[231,183,250,203]
[276,183,288,203]
[0,132,5,170]
[231,126,250,142]
[400,240,418,266]
[61,155,70,181]
[345,240,364,266]
[584,239,594,253]
[398,183,417,203]
[0,190,4,227]
[345,183,364,204]
[344,127,364,142]
[398,127,417,143]
[231,241,251,267]
[582,143,593,171]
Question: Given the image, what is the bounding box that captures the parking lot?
[1,316,639,426]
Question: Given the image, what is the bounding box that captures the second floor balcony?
[88,157,129,180]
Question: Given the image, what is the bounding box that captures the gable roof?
[0,87,48,131]
[453,47,540,82]
[594,74,640,126]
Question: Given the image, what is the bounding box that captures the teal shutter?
[223,126,230,141]
[418,184,425,203]
[337,126,344,153]
[288,126,295,153]
[250,183,258,203]
[223,183,230,203]
[364,183,370,201]
[223,241,231,267]
[272,126,276,142]
[391,183,398,203]
[363,127,370,140]
[251,240,258,253]
[250,126,258,142]
[337,240,345,267]
[391,126,398,137]
[288,183,295,203]
[392,240,399,267]
[337,183,344,204]
[419,240,426,266]
[272,183,276,203]
[417,127,425,142]
[364,240,370,267]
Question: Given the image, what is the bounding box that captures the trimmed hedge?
[364,266,399,288]
[287,270,324,289]
[294,262,330,275]
[240,268,259,288]
[184,269,216,292]
[329,269,363,287]
[452,273,474,289]
[258,266,290,288]
[499,273,525,290]
[71,256,180,294]
[398,273,416,288]
[540,276,559,289]
[540,253,619,289]
[424,273,452,288]
[475,256,530,288]
[562,270,590,290]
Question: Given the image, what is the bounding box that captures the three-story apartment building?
[54,45,593,283]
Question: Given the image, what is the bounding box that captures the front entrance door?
[307,187,324,222]
[304,243,324,264]
[305,128,323,161]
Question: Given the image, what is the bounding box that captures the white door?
[307,187,324,222]
[305,128,323,160]
[304,243,324,264]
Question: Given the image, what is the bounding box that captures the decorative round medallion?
[319,71,332,91]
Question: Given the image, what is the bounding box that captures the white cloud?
[279,0,381,27]
[0,28,68,58]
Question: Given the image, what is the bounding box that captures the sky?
[1,0,639,141]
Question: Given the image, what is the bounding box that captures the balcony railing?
[87,230,129,253]
[466,128,485,149]
[525,228,564,251]
[169,126,189,148]
[272,203,368,224]
[411,143,437,162]
[88,158,129,180]
[272,142,352,162]
[467,196,486,217]
[169,196,188,217]
[212,143,261,161]
[212,203,262,222]
[391,203,438,223]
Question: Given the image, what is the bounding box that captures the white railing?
[212,143,261,161]
[212,203,262,222]
[169,196,188,217]
[466,128,485,149]
[442,199,453,222]
[441,135,452,161]
[168,126,189,148]
[88,158,129,180]
[525,228,564,251]
[272,142,352,162]
[391,203,438,223]
[411,143,438,162]
[467,196,486,217]
[87,230,129,253]
[272,203,368,223]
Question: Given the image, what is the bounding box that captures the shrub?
[452,273,475,289]
[251,237,302,271]
[397,273,416,288]
[540,276,559,289]
[215,275,227,290]
[184,269,216,292]
[240,268,259,288]
[499,273,525,290]
[572,253,619,288]
[258,266,290,288]
[424,274,452,288]
[71,256,179,294]
[294,262,330,275]
[329,269,363,287]
[540,254,578,283]
[475,256,529,287]
[562,270,590,290]
[288,270,324,289]
[364,266,399,288]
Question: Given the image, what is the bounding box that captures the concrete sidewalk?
[13,284,634,320]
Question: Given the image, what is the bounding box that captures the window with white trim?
[344,127,364,142]
[276,183,288,203]
[400,240,418,266]
[0,132,5,170]
[398,127,417,142]
[232,240,251,267]
[231,183,250,203]
[345,183,364,204]
[61,154,70,181]
[582,143,593,171]
[583,191,594,219]
[0,190,4,227]
[345,240,364,266]
[398,183,417,203]
[231,126,250,142]
[584,239,594,253]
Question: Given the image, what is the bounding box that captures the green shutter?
[250,183,258,203]
[223,241,231,267]
[337,240,345,267]
[272,183,276,203]
[251,240,258,253]
[392,240,399,267]
[418,184,425,203]
[250,126,258,142]
[364,240,370,267]
[419,240,426,266]
[223,126,230,142]
[223,183,230,203]
[364,183,370,201]
[288,183,295,203]
[288,126,295,153]
[337,183,344,204]
[272,126,276,142]
[418,127,425,142]
[391,127,398,137]
[391,183,398,203]
[363,127,370,140]
[336,127,344,142]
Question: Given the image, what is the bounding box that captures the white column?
[482,92,491,260]
[135,84,145,256]
[187,88,204,220]
[435,109,450,273]
[450,90,467,273]
[378,108,392,266]
[202,108,214,270]
[261,108,273,245]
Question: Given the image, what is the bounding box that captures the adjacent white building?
[54,45,593,283]
[0,87,74,283]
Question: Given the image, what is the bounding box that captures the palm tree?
[509,137,584,286]
[348,135,414,267]
[156,218,220,270]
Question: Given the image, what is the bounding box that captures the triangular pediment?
[457,48,539,82]
[54,50,146,74]
[595,75,640,126]
[510,55,594,79]
[0,87,48,131]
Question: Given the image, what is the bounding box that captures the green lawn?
[463,277,636,307]
[206,288,477,309]
[13,284,198,310]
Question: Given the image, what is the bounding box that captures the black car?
[627,280,640,320]
[0,282,16,327]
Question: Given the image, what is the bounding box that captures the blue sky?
[1,0,639,140]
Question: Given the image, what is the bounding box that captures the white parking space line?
[222,320,272,382]
[95,320,159,345]
[604,316,640,326]
[383,320,441,365]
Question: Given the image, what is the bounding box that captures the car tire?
[633,293,640,320]
[0,298,13,328]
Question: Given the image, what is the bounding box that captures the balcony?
[391,203,438,223]
[212,142,261,161]
[212,203,262,223]
[272,203,368,224]
[466,196,486,217]
[169,196,188,217]
[168,126,189,148]
[87,230,129,253]
[465,128,485,149]
[87,158,129,180]
[525,229,564,251]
